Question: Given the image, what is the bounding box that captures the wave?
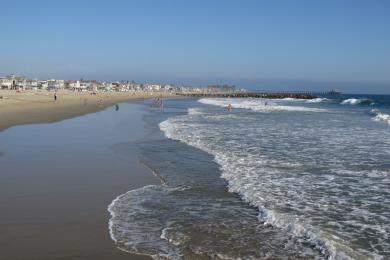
[159,118,348,259]
[158,109,388,259]
[306,98,329,103]
[371,109,390,125]
[341,98,374,106]
[108,185,183,259]
[108,176,322,259]
[187,107,203,115]
[199,98,327,113]
[278,97,305,101]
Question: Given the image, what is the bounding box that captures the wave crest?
[371,109,390,125]
[306,98,329,103]
[341,98,374,105]
[199,98,327,113]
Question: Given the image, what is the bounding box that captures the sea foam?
[306,97,329,103]
[158,103,390,259]
[341,98,374,105]
[199,98,327,112]
[372,110,390,125]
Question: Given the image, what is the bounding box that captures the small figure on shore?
[152,97,163,109]
[227,104,232,112]
[54,92,57,101]
[160,97,164,110]
[97,98,103,107]
[115,104,119,111]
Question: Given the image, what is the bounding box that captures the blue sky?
[1,0,389,93]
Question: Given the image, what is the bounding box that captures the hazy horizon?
[1,0,389,94]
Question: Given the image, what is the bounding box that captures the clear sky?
[1,0,389,93]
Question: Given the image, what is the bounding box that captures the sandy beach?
[0,89,173,131]
[0,99,164,259]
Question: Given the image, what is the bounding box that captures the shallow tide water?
[109,95,390,259]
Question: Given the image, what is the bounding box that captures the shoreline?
[0,89,174,131]
[0,101,161,259]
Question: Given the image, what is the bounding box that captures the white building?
[0,77,13,89]
[47,79,64,90]
[38,80,48,89]
[145,84,161,91]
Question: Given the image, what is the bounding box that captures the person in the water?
[227,104,232,111]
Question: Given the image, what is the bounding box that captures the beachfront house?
[97,82,108,91]
[47,79,64,90]
[110,82,121,91]
[163,84,175,92]
[0,77,13,89]
[25,79,38,90]
[68,81,79,89]
[128,83,141,91]
[0,75,27,90]
[89,82,98,92]
[38,80,48,90]
[145,84,161,92]
[68,80,88,91]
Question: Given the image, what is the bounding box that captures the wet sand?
[0,101,160,259]
[0,89,173,131]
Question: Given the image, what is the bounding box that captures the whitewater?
[109,95,390,259]
[160,97,390,259]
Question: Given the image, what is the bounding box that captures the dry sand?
[0,89,173,131]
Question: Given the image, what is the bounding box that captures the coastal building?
[145,84,161,91]
[0,75,27,90]
[0,74,244,94]
[25,79,38,90]
[38,80,48,90]
[163,84,175,92]
[68,80,91,91]
[0,77,13,89]
[47,79,64,90]
[67,81,79,89]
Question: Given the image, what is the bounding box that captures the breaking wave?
[159,118,347,259]
[341,98,374,106]
[306,98,329,103]
[158,104,390,259]
[109,96,390,259]
[371,109,390,125]
[199,98,327,112]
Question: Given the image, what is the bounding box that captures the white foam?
[372,111,390,125]
[279,97,305,101]
[341,98,373,105]
[306,98,328,103]
[199,98,327,113]
[187,107,203,115]
[160,118,344,258]
[159,106,390,259]
[108,185,183,259]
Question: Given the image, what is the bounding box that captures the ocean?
[109,94,390,259]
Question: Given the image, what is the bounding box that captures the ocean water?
[109,95,390,259]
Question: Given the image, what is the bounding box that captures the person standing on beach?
[54,92,57,101]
